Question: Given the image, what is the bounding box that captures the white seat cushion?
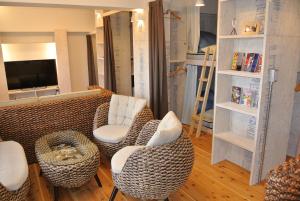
[147,111,182,146]
[111,146,145,174]
[93,125,130,143]
[0,141,28,191]
[108,95,147,127]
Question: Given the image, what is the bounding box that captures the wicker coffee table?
[35,130,102,201]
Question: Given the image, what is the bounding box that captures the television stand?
[8,86,59,100]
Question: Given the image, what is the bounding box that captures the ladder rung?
[197,97,204,101]
[202,78,208,82]
[192,114,203,121]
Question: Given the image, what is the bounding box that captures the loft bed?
[185,31,217,131]
[186,31,216,66]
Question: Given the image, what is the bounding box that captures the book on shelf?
[231,52,239,70]
[231,52,262,73]
[231,86,242,104]
[231,52,244,71]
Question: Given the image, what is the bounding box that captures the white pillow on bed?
[147,111,182,146]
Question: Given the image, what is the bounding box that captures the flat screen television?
[4,59,58,90]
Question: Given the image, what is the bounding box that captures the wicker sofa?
[0,89,112,164]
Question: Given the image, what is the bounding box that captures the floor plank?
[28,133,266,201]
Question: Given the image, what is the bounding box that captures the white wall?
[0,45,9,101]
[68,33,89,91]
[0,0,148,9]
[0,6,94,95]
[1,43,56,61]
[0,6,95,32]
[0,32,53,43]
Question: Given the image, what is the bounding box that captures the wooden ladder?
[189,47,217,137]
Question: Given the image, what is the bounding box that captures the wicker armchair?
[0,141,30,201]
[265,156,300,201]
[109,112,194,201]
[93,94,153,158]
[0,179,30,201]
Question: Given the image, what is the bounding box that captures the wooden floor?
[28,132,266,201]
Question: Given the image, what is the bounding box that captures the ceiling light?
[195,0,205,7]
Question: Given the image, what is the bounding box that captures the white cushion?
[111,146,145,174]
[108,95,147,127]
[93,125,130,143]
[0,141,28,191]
[147,111,182,146]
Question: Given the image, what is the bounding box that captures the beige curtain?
[104,16,117,92]
[187,6,200,54]
[149,0,169,119]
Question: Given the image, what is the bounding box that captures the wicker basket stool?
[265,156,300,201]
[35,130,102,201]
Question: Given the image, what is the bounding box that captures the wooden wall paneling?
[132,7,150,103]
[166,3,187,119]
[54,30,72,93]
[111,12,132,96]
[258,0,300,181]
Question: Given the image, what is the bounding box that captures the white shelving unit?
[95,10,105,87]
[216,102,258,117]
[214,131,255,152]
[218,70,262,79]
[213,0,300,185]
[219,34,264,39]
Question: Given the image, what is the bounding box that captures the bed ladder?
[189,47,216,137]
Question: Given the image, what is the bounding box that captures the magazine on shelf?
[241,88,252,107]
[231,52,262,73]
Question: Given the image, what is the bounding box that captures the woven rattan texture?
[93,106,154,158]
[135,120,160,145]
[265,156,300,201]
[0,175,30,201]
[112,121,194,200]
[0,90,112,164]
[35,131,100,188]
